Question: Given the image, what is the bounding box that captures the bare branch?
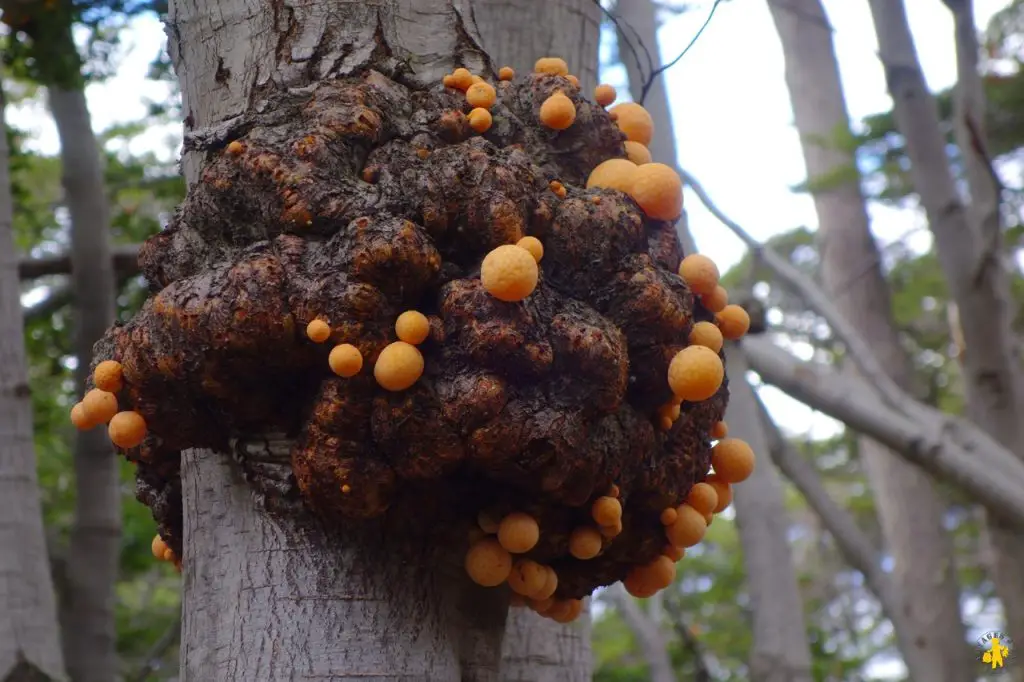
[605,583,677,682]
[638,0,723,105]
[126,617,181,682]
[661,593,712,682]
[23,284,73,324]
[18,244,140,280]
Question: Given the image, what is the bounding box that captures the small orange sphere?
[586,158,638,194]
[678,254,720,296]
[548,180,567,198]
[451,68,474,90]
[594,84,617,107]
[443,74,456,88]
[609,102,654,145]
[600,520,623,538]
[373,342,424,391]
[395,311,430,345]
[566,75,580,88]
[534,57,569,76]
[685,482,719,516]
[70,402,95,431]
[539,92,576,130]
[666,504,707,548]
[507,559,548,596]
[706,474,733,513]
[663,545,685,562]
[623,140,652,165]
[471,74,485,84]
[468,107,492,133]
[151,534,168,560]
[689,321,724,354]
[93,360,123,393]
[702,284,729,313]
[306,319,331,343]
[717,304,751,340]
[640,555,677,589]
[82,388,118,425]
[329,343,364,378]
[623,567,659,599]
[516,236,544,263]
[478,510,500,534]
[712,438,756,483]
[108,411,147,449]
[481,244,539,302]
[591,496,622,526]
[549,598,583,623]
[499,66,515,81]
[498,512,540,553]
[568,526,603,560]
[667,345,724,402]
[534,566,559,600]
[660,507,678,526]
[629,162,682,220]
[465,538,513,587]
[711,421,728,439]
[466,81,497,109]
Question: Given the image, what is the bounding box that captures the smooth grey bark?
[867,0,1024,641]
[48,85,121,682]
[0,87,69,682]
[500,605,593,682]
[724,346,813,682]
[767,2,972,677]
[605,584,676,682]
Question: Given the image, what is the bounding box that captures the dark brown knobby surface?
[90,69,729,599]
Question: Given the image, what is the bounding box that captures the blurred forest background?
[4,0,1024,680]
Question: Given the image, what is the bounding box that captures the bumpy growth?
[70,57,754,621]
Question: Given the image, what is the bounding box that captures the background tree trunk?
[605,584,677,682]
[0,85,69,682]
[768,2,973,677]
[724,346,813,682]
[867,0,1024,641]
[48,83,121,682]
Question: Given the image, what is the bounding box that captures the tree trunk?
[768,2,973,678]
[48,84,121,682]
[500,605,593,682]
[0,86,69,682]
[867,0,1024,641]
[724,347,813,682]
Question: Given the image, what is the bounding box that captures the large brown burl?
[91,67,730,599]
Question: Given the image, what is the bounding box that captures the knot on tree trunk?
[89,68,730,600]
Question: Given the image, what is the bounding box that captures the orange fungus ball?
[151,534,168,560]
[678,254,720,296]
[395,310,430,345]
[468,107,492,133]
[685,482,720,516]
[478,510,500,534]
[516,236,544,263]
[591,496,622,526]
[629,163,683,221]
[481,244,539,302]
[499,66,515,81]
[667,345,724,402]
[702,284,729,313]
[586,158,638,194]
[93,360,123,393]
[443,74,456,88]
[569,527,603,560]
[108,411,147,449]
[712,438,756,483]
[711,420,728,439]
[329,343,364,378]
[624,140,652,165]
[507,559,548,596]
[718,304,751,340]
[466,81,497,109]
[465,538,513,587]
[594,84,616,107]
[706,474,733,513]
[498,512,540,554]
[373,342,424,391]
[306,319,331,343]
[534,57,569,76]
[70,402,94,430]
[663,545,686,562]
[660,507,678,526]
[609,102,654,145]
[451,68,473,90]
[539,92,576,130]
[689,320,724,354]
[534,566,559,600]
[666,504,707,548]
[82,388,118,425]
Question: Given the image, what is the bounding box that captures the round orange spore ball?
[466,81,497,109]
[717,304,751,340]
[666,503,707,548]
[93,360,123,393]
[498,512,540,554]
[534,57,569,76]
[539,92,576,130]
[451,67,473,90]
[660,507,678,526]
[70,403,95,431]
[151,534,168,560]
[702,284,729,313]
[623,567,659,599]
[481,244,539,302]
[639,555,677,590]
[530,597,555,614]
[373,342,424,391]
[162,548,175,563]
[585,158,638,194]
[108,411,147,449]
[306,319,331,343]
[667,345,724,402]
[678,254,720,296]
[706,474,733,513]
[600,520,623,538]
[499,66,515,81]
[82,388,118,425]
[711,420,728,439]
[465,538,513,587]
[395,310,430,345]
[689,320,724,354]
[468,107,492,133]
[516,236,544,263]
[443,74,456,88]
[471,74,485,84]
[478,510,500,534]
[329,343,363,378]
[549,598,583,623]
[568,526,603,560]
[663,545,685,562]
[685,482,719,516]
[567,74,580,88]
[591,496,622,526]
[712,438,756,483]
[507,559,548,596]
[534,566,559,600]
[623,140,652,165]
[609,102,654,145]
[628,163,682,220]
[594,84,616,107]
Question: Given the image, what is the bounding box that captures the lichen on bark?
[90,65,728,601]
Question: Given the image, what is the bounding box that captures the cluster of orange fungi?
[70,55,756,609]
[151,533,182,573]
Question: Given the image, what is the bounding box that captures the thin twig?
[662,592,712,682]
[593,0,650,87]
[639,0,723,105]
[127,617,181,682]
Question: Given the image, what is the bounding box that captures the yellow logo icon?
[978,630,1013,670]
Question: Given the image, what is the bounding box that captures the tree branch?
[742,334,1024,524]
[605,583,678,682]
[126,617,181,682]
[23,283,73,324]
[661,593,711,682]
[18,244,140,280]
